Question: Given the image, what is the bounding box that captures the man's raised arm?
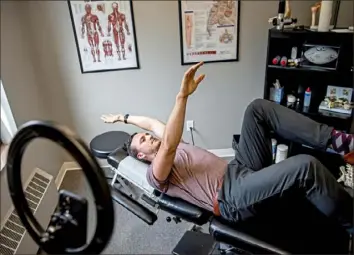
[152,62,205,182]
[101,114,165,139]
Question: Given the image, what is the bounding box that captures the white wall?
[0,1,67,223]
[22,0,354,150]
[335,1,354,28]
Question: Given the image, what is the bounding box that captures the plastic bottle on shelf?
[291,47,298,60]
[295,98,301,112]
[272,56,281,65]
[303,87,312,108]
[275,144,288,163]
[280,56,288,67]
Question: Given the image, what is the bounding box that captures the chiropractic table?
[90,131,352,254]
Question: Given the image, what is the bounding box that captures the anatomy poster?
[179,0,240,65]
[68,0,139,73]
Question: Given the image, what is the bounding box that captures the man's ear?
[137,152,145,160]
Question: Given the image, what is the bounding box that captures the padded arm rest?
[210,218,289,255]
[157,193,212,225]
[111,187,157,225]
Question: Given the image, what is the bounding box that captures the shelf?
[267,65,339,73]
[269,27,354,38]
[270,27,354,33]
[264,29,353,132]
[301,108,352,121]
[270,99,352,121]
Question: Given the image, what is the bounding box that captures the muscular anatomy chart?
[102,40,113,58]
[179,1,240,64]
[69,1,139,73]
[108,2,131,60]
[81,4,104,62]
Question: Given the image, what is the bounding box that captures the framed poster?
[68,0,139,73]
[179,0,240,65]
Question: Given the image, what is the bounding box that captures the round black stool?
[90,131,130,159]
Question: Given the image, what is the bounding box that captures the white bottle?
[275,144,288,163]
[291,47,298,60]
[303,87,312,107]
[318,0,333,32]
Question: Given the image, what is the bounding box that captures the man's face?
[131,132,161,162]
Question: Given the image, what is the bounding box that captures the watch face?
[304,46,338,65]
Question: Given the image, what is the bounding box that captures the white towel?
[118,156,155,194]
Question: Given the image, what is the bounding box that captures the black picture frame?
[68,0,140,73]
[178,0,240,65]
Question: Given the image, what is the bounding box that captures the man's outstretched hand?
[101,114,123,123]
[179,62,205,98]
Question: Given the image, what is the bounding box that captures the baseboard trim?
[55,160,111,189]
[55,148,234,189]
[55,162,82,189]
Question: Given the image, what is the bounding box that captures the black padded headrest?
[90,131,130,159]
[157,193,212,225]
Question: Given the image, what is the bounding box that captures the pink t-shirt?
[146,143,227,211]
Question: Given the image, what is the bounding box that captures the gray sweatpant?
[218,99,353,232]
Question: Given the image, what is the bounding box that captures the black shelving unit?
[263,28,353,132]
[263,28,353,169]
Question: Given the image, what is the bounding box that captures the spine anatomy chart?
[179,0,240,64]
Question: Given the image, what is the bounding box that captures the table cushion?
[90,131,130,159]
[157,192,212,225]
[115,156,155,195]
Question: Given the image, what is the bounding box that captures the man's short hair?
[125,132,138,158]
[124,132,150,164]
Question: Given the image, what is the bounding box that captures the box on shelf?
[318,85,353,115]
[269,87,284,104]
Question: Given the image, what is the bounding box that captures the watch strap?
[124,114,129,124]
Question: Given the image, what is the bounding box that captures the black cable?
[190,127,195,146]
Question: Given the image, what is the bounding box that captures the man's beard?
[154,140,162,154]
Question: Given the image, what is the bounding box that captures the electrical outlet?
[186,120,194,131]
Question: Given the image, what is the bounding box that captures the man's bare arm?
[101,114,165,139]
[152,96,187,181]
[153,62,205,182]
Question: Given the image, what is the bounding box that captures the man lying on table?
[101,62,353,234]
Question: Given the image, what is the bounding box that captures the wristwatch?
[124,114,129,124]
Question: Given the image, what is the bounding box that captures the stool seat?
[90,131,130,159]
